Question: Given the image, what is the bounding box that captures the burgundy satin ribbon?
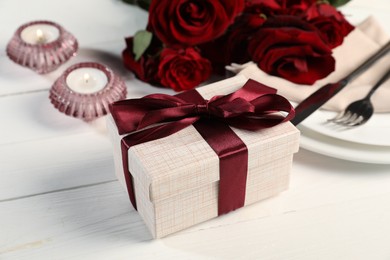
[110,79,295,215]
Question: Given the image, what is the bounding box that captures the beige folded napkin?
[234,16,390,113]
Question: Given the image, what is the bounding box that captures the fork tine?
[344,114,364,126]
[331,111,353,124]
[341,113,359,125]
[327,111,345,122]
[327,66,390,127]
[348,116,366,126]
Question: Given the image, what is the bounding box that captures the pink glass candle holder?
[6,20,78,74]
[49,62,127,121]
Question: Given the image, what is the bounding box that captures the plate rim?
[298,125,390,164]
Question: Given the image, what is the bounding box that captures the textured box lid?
[108,75,300,204]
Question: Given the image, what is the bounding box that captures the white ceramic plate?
[301,109,390,146]
[298,125,390,164]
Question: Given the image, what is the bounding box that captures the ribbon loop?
[110,79,295,134]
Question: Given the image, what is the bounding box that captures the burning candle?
[20,24,60,44]
[6,20,78,74]
[50,62,127,121]
[66,68,109,94]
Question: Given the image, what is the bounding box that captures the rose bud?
[122,37,160,84]
[158,47,212,91]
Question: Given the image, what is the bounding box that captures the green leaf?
[327,0,351,8]
[133,30,153,61]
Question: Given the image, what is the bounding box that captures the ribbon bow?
[110,79,295,214]
[110,79,295,136]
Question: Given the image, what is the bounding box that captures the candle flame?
[36,29,43,38]
[83,73,91,84]
[36,29,46,44]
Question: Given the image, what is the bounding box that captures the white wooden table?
[1,0,390,259]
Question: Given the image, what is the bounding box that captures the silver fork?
[328,66,390,127]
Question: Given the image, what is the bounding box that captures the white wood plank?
[0,91,95,146]
[0,0,151,97]
[0,80,174,146]
[161,194,390,260]
[0,0,148,52]
[0,41,131,96]
[1,167,390,259]
[0,181,152,260]
[0,132,116,201]
[0,39,174,97]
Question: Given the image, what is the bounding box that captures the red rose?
[122,37,159,84]
[148,0,245,47]
[158,48,212,91]
[223,0,282,65]
[244,0,282,27]
[248,16,335,85]
[305,3,354,48]
[279,0,317,15]
[223,22,253,65]
[198,36,230,75]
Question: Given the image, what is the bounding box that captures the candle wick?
[84,73,91,84]
[36,29,46,44]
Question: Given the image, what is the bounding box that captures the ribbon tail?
[121,140,137,209]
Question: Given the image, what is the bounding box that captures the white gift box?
[107,75,300,238]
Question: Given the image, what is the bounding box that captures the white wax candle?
[20,24,60,44]
[66,68,108,94]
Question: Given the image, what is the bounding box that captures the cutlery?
[291,40,390,126]
[328,66,390,126]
